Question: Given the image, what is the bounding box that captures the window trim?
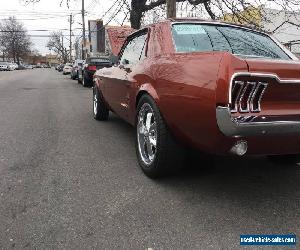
[118,28,149,65]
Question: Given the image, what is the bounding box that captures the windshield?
[172,23,290,60]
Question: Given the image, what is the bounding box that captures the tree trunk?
[130,9,143,29]
[130,0,147,29]
[167,0,176,18]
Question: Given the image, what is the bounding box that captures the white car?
[13,63,18,70]
[8,63,18,70]
[0,62,9,71]
[63,63,72,75]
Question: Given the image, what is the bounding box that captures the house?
[87,20,134,57]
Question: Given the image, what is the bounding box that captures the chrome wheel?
[93,88,97,115]
[137,103,157,165]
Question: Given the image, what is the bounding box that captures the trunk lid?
[245,58,300,79]
[233,58,300,116]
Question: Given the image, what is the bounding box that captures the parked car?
[24,64,33,69]
[6,63,16,71]
[78,57,112,87]
[63,63,72,75]
[16,64,26,70]
[93,19,300,178]
[57,64,64,72]
[71,59,84,80]
[0,62,9,71]
[10,63,18,70]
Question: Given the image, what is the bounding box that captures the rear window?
[90,58,111,63]
[172,23,290,60]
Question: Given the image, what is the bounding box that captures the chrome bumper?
[216,106,300,137]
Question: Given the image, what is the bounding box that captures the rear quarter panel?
[133,52,232,152]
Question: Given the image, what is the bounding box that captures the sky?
[0,0,129,55]
[1,0,299,55]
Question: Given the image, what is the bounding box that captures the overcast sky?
[1,0,295,56]
[0,0,128,55]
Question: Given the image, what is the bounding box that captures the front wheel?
[136,94,185,178]
[93,86,109,121]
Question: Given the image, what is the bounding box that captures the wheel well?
[136,90,148,107]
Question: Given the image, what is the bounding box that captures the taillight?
[88,65,97,71]
[230,80,268,113]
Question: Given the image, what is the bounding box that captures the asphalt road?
[0,69,299,249]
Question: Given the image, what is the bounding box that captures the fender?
[127,83,160,125]
[136,83,159,104]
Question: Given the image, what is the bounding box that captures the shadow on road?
[106,114,299,208]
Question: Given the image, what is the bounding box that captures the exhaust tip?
[230,140,248,156]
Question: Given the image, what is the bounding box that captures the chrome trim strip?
[216,106,300,137]
[239,82,256,113]
[250,82,268,112]
[230,81,244,113]
[229,72,300,105]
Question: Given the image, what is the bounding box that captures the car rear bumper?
[216,106,300,137]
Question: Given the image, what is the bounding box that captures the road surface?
[0,69,299,249]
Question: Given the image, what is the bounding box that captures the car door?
[104,31,148,120]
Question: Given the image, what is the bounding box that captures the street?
[0,69,299,249]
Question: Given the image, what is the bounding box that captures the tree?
[0,16,32,63]
[47,31,69,63]
[23,0,300,31]
[128,0,300,29]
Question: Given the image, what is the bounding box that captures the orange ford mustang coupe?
[93,19,300,178]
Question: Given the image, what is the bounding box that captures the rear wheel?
[82,73,89,87]
[93,85,109,121]
[77,72,82,84]
[136,94,185,178]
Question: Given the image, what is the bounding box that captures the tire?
[268,155,299,165]
[78,72,82,84]
[82,75,87,87]
[93,85,109,121]
[136,94,185,178]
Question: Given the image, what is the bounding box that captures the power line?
[0,28,82,32]
[0,16,72,21]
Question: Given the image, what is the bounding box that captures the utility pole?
[69,14,73,62]
[167,0,176,18]
[81,0,86,60]
[61,35,65,63]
